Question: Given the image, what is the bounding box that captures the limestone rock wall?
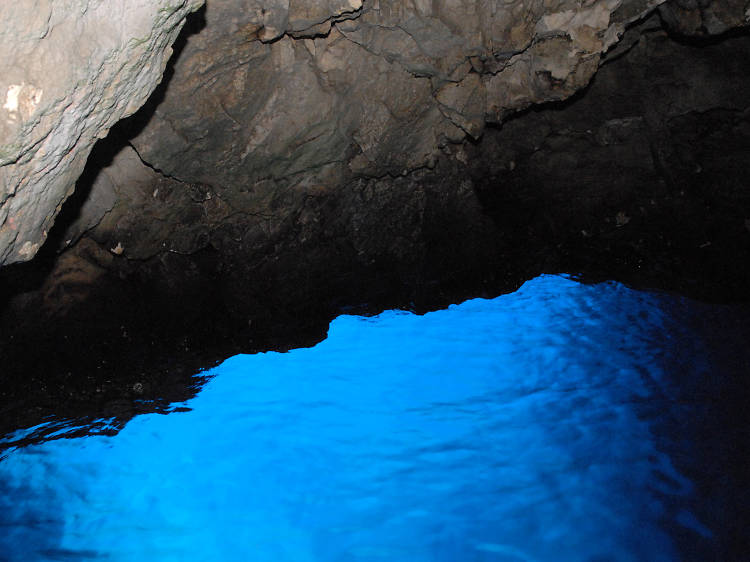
[4,0,748,268]
[0,0,203,266]
[130,0,665,191]
[2,0,749,269]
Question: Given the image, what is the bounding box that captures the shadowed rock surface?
[0,0,678,267]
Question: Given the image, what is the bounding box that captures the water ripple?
[1,275,749,560]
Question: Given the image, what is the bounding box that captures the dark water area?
[1,274,749,561]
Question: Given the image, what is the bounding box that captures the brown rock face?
[129,0,663,190]
[3,0,749,269]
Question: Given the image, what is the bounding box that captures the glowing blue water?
[1,275,748,561]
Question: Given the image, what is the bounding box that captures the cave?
[1,0,749,559]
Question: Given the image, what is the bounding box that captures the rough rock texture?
[0,0,203,265]
[469,16,750,296]
[128,0,664,193]
[2,0,748,268]
[38,0,671,284]
[659,0,750,35]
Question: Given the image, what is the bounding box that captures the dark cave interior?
[1,11,750,443]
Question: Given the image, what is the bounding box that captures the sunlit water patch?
[1,275,749,561]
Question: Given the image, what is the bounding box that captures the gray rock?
[0,0,203,265]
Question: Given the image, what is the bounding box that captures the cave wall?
[1,0,748,270]
[1,1,750,433]
[1,7,748,338]
[41,1,749,321]
[121,0,666,189]
[470,18,750,297]
[1,0,679,267]
[0,0,204,265]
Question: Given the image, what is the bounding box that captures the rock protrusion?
[0,0,204,265]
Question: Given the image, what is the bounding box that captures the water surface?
[1,275,748,560]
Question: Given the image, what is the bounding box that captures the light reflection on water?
[1,274,748,561]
